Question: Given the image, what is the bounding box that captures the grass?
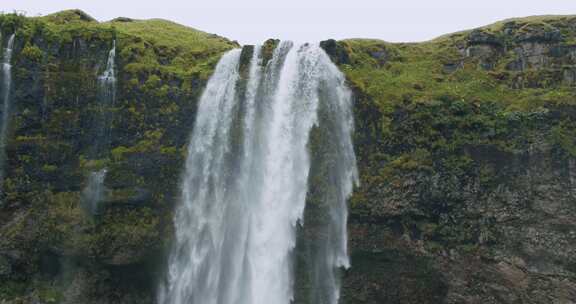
[108,18,234,55]
[339,14,576,117]
[0,9,238,80]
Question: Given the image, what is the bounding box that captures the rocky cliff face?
[0,10,236,303]
[0,10,575,304]
[323,15,576,304]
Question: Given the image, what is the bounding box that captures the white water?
[99,40,116,85]
[160,42,358,304]
[82,41,116,215]
[0,33,16,199]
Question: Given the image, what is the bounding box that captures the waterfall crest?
[160,42,358,304]
[0,33,16,201]
[82,40,117,215]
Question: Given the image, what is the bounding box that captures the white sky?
[2,0,575,44]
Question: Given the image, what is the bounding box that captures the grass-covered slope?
[340,15,576,112]
[38,9,236,77]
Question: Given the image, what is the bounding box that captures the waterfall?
[160,42,358,304]
[82,40,116,215]
[0,33,16,201]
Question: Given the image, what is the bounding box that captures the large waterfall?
[160,42,358,304]
[0,33,16,201]
[82,41,116,215]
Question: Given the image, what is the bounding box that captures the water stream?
[82,40,116,215]
[0,33,16,202]
[160,42,358,304]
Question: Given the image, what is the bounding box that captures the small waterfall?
[160,42,357,304]
[82,41,116,215]
[0,33,16,201]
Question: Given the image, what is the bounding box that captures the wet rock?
[369,49,388,66]
[342,250,449,304]
[320,39,351,65]
[563,67,576,86]
[105,187,152,208]
[0,254,12,277]
[443,62,462,73]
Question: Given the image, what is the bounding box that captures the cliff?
[325,15,576,303]
[0,9,575,304]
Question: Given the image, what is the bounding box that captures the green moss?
[79,157,109,171]
[551,121,576,156]
[109,18,237,78]
[42,192,96,253]
[33,281,64,303]
[41,164,58,173]
[97,207,160,252]
[0,8,234,300]
[40,191,161,260]
[20,43,43,62]
[340,15,576,114]
[41,9,97,25]
[0,280,27,300]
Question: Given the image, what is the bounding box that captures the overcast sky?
[1,0,574,44]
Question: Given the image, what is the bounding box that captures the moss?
[97,207,160,252]
[343,250,448,303]
[108,18,237,78]
[41,164,58,173]
[0,280,28,300]
[1,10,574,302]
[40,191,161,261]
[42,192,96,253]
[0,9,235,300]
[20,43,43,62]
[33,281,64,303]
[261,39,280,66]
[551,120,576,157]
[340,15,576,114]
[41,9,97,24]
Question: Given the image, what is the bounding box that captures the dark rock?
[0,254,12,277]
[105,187,152,208]
[468,29,502,46]
[320,39,351,65]
[443,62,462,73]
[515,26,563,43]
[260,38,280,66]
[506,59,525,71]
[342,250,449,304]
[110,17,135,23]
[563,67,576,86]
[466,44,500,69]
[238,45,255,78]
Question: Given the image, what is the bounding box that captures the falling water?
[160,42,358,304]
[0,33,16,201]
[82,41,116,215]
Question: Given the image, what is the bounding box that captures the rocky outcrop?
[323,15,576,304]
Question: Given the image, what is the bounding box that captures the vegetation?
[0,9,236,301]
[319,14,576,251]
[0,9,575,302]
